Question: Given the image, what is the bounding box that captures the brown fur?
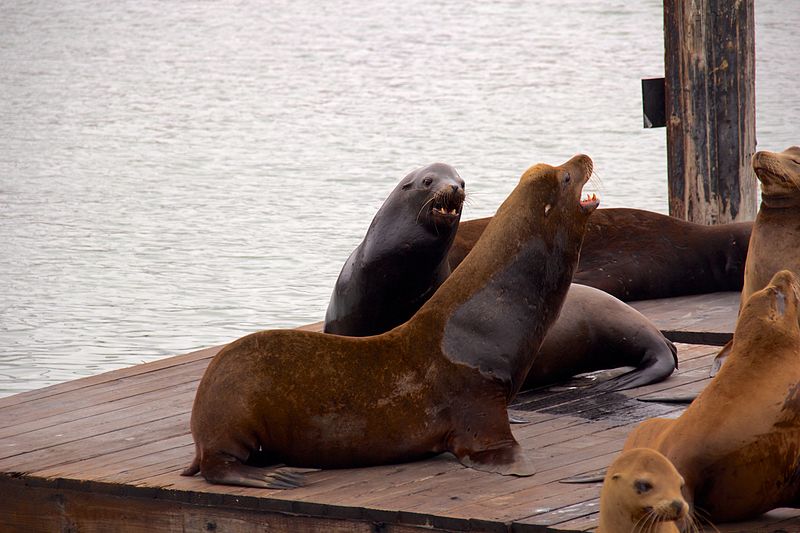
[598,448,687,533]
[450,208,751,302]
[740,146,800,306]
[183,155,597,488]
[713,146,800,375]
[623,270,800,523]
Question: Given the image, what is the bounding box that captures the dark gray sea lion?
[450,208,752,302]
[324,163,465,336]
[182,155,598,488]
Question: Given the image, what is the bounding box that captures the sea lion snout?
[753,146,800,196]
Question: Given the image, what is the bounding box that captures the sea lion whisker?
[415,195,437,224]
[692,507,719,533]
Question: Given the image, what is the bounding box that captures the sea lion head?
[737,269,800,345]
[397,162,465,232]
[502,154,598,233]
[600,448,688,530]
[752,146,800,200]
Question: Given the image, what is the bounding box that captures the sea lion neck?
[759,195,800,210]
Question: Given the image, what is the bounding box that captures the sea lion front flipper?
[199,452,312,489]
[709,339,733,377]
[449,410,536,476]
[456,441,536,477]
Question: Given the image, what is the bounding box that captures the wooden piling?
[663,0,757,224]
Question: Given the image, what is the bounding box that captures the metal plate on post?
[642,77,666,128]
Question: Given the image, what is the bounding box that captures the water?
[1,0,797,397]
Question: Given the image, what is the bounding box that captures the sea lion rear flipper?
[560,468,607,484]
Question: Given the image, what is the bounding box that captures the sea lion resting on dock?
[326,174,676,392]
[325,163,465,337]
[597,448,688,533]
[182,155,598,488]
[623,270,800,523]
[450,208,752,302]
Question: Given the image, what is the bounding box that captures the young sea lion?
[182,155,598,488]
[597,448,688,533]
[624,270,800,522]
[325,163,465,336]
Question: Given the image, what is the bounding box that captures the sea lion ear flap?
[401,181,413,190]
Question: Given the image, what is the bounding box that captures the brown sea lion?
[182,155,599,488]
[740,146,800,307]
[325,163,465,337]
[623,269,800,522]
[712,146,800,375]
[597,448,688,533]
[450,208,751,302]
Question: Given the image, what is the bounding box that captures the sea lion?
[740,146,800,307]
[450,208,752,302]
[623,270,800,522]
[712,146,800,375]
[182,154,599,488]
[325,163,465,336]
[597,448,689,533]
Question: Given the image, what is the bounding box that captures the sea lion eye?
[563,172,571,184]
[423,177,433,186]
[634,480,653,494]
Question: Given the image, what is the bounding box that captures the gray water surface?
[1,0,798,397]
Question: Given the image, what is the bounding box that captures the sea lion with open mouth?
[182,155,598,488]
[325,163,465,337]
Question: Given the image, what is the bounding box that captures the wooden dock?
[1,292,798,532]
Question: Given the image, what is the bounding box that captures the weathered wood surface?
[663,0,757,223]
[629,291,738,345]
[1,330,798,531]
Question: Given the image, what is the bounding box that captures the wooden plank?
[629,291,738,345]
[663,0,757,223]
[3,336,798,532]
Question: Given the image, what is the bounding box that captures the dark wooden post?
[663,0,757,224]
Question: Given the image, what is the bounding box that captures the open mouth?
[580,192,599,212]
[431,188,464,220]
